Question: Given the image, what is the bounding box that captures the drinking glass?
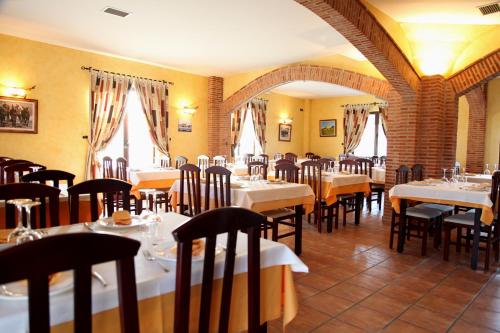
[484,164,491,175]
[139,189,156,218]
[441,168,448,182]
[6,198,32,243]
[16,201,43,244]
[494,164,499,171]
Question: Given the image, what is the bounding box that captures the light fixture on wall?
[182,106,198,115]
[1,84,36,98]
[280,117,292,124]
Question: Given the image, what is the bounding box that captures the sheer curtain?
[86,71,132,179]
[343,104,370,154]
[249,99,267,152]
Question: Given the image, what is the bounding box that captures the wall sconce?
[1,84,36,98]
[182,106,198,115]
[280,118,292,124]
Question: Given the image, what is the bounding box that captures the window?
[234,106,262,161]
[354,112,387,157]
[99,87,155,169]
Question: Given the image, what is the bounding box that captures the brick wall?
[207,76,224,156]
[465,85,487,173]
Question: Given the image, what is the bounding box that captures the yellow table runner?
[131,179,179,199]
[322,182,372,206]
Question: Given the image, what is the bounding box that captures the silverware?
[1,285,24,297]
[142,249,169,272]
[92,271,108,287]
[83,222,96,232]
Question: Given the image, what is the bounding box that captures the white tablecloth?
[372,167,386,184]
[322,173,372,187]
[466,174,492,184]
[129,168,180,185]
[0,212,308,330]
[227,164,248,176]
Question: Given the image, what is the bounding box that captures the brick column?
[465,85,487,173]
[207,76,224,156]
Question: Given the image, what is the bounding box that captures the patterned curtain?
[250,99,267,152]
[134,78,170,158]
[86,71,132,179]
[230,104,247,157]
[379,105,388,136]
[343,104,370,154]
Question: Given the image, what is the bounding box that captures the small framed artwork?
[278,123,292,142]
[0,96,38,133]
[319,119,336,137]
[178,118,192,132]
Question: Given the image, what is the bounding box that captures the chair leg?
[389,212,396,249]
[465,227,471,253]
[494,223,500,262]
[456,226,462,253]
[272,221,278,242]
[334,203,339,229]
[407,218,411,240]
[421,221,428,256]
[485,226,492,271]
[367,196,372,212]
[443,224,450,261]
[377,191,382,210]
[342,201,347,226]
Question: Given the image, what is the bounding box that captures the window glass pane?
[354,114,375,157]
[377,120,387,156]
[127,88,155,169]
[98,115,124,161]
[235,107,262,161]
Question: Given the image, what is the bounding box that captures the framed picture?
[0,96,38,133]
[178,118,192,132]
[319,119,336,137]
[278,123,292,142]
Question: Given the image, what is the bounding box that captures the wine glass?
[494,164,499,171]
[441,168,448,182]
[6,198,32,243]
[139,189,156,219]
[484,164,491,175]
[16,201,43,244]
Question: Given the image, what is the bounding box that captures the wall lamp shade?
[182,106,198,115]
[280,118,292,124]
[5,87,27,98]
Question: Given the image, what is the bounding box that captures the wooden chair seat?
[406,207,442,219]
[415,203,454,213]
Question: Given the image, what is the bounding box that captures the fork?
[142,249,170,272]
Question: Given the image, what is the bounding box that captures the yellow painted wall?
[309,95,383,158]
[257,92,306,157]
[0,33,208,181]
[455,96,469,167]
[485,78,500,167]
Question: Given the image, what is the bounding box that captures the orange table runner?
[131,179,179,199]
[322,182,372,206]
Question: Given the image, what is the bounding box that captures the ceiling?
[270,81,365,99]
[0,0,365,76]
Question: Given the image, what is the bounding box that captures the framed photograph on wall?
[0,96,38,133]
[278,123,292,142]
[319,119,336,137]
[178,118,192,132]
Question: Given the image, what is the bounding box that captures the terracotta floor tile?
[302,291,355,317]
[360,292,412,317]
[311,319,367,333]
[428,285,476,304]
[471,294,500,313]
[461,306,500,331]
[284,304,332,333]
[399,305,455,332]
[449,319,499,333]
[417,294,468,317]
[336,304,395,332]
[297,272,342,291]
[389,276,437,293]
[379,285,424,303]
[295,282,321,302]
[347,273,388,291]
[363,265,402,282]
[326,281,375,303]
[482,283,500,298]
[383,319,433,333]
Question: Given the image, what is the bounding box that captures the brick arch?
[222,64,393,115]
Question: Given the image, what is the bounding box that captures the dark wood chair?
[337,159,360,225]
[4,162,47,184]
[67,179,132,224]
[357,158,382,212]
[213,155,227,167]
[102,156,114,178]
[443,171,500,271]
[204,166,231,210]
[317,158,334,171]
[0,159,32,184]
[310,155,321,161]
[116,157,128,181]
[371,156,379,165]
[305,152,315,159]
[243,153,254,165]
[172,207,263,333]
[247,161,268,180]
[0,232,140,333]
[179,164,201,216]
[339,159,358,173]
[275,158,293,166]
[411,164,424,181]
[389,165,442,256]
[160,156,171,168]
[197,155,210,179]
[275,163,299,183]
[0,183,60,229]
[273,153,283,160]
[175,156,188,169]
[379,155,387,166]
[0,156,11,163]
[21,169,75,189]
[338,153,348,161]
[411,164,454,215]
[284,152,297,163]
[259,154,269,166]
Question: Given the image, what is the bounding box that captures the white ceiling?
[367,0,500,24]
[0,0,366,76]
[270,81,365,99]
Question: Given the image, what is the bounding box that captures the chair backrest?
[247,161,268,179]
[338,154,347,161]
[0,233,140,333]
[411,164,425,181]
[205,166,231,210]
[317,158,335,171]
[197,155,210,178]
[339,159,358,174]
[356,158,373,178]
[21,169,75,189]
[273,153,282,160]
[395,165,410,185]
[175,156,188,169]
[275,158,293,166]
[0,183,60,229]
[379,156,387,165]
[4,162,47,184]
[160,156,171,168]
[305,152,315,159]
[371,156,379,165]
[284,152,297,163]
[213,155,227,167]
[275,163,299,183]
[0,156,12,163]
[67,179,132,224]
[243,154,254,165]
[258,154,269,166]
[172,207,262,333]
[179,164,201,216]
[491,171,500,213]
[310,155,321,161]
[0,159,32,184]
[301,161,322,199]
[102,156,114,178]
[116,157,128,181]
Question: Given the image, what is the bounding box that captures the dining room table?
[0,211,308,332]
[389,180,494,270]
[129,167,181,198]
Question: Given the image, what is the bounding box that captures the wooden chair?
[160,156,171,168]
[243,153,254,165]
[172,207,263,333]
[275,158,293,166]
[317,158,335,171]
[443,171,500,271]
[247,161,267,180]
[0,183,60,229]
[339,159,358,173]
[337,159,360,224]
[338,153,348,161]
[284,152,297,163]
[21,169,75,189]
[275,163,299,183]
[213,155,227,167]
[175,156,188,169]
[305,152,315,159]
[0,232,140,333]
[273,153,282,160]
[259,154,269,166]
[197,155,210,179]
[411,164,424,181]
[4,163,47,184]
[116,157,128,181]
[0,156,11,163]
[179,164,201,216]
[389,165,442,256]
[371,156,379,165]
[310,155,321,161]
[0,159,32,184]
[204,166,231,210]
[67,179,132,224]
[411,164,454,215]
[379,155,387,166]
[102,156,114,178]
[356,158,382,212]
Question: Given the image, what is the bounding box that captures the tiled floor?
[269,205,500,332]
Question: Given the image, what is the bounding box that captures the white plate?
[151,241,224,262]
[0,271,73,300]
[97,215,147,229]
